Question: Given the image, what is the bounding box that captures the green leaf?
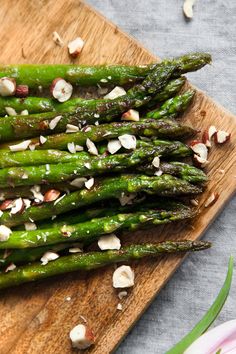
[166,256,234,354]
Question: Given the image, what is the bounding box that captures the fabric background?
[86,1,236,352]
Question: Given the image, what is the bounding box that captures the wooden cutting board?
[0,1,235,353]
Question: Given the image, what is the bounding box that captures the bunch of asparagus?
[0,53,212,290]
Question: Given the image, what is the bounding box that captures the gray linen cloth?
[87,1,236,352]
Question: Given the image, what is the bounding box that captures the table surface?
[86,0,236,353]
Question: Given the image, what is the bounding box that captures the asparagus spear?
[137,161,207,184]
[0,53,211,142]
[0,63,176,141]
[0,118,195,151]
[13,199,189,232]
[146,90,195,119]
[0,201,197,267]
[0,243,75,268]
[0,139,191,168]
[0,241,211,289]
[0,78,186,116]
[0,52,211,89]
[0,207,196,249]
[0,64,154,89]
[0,147,162,188]
[137,139,192,158]
[0,174,202,227]
[149,77,186,105]
[0,150,207,188]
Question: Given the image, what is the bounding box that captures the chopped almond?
[68,37,85,58]
[121,109,139,122]
[205,192,219,208]
[214,130,230,144]
[69,324,95,350]
[113,265,135,288]
[44,189,61,202]
[50,78,73,102]
[0,77,16,96]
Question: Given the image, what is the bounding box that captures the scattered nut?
[49,115,62,130]
[39,135,47,145]
[70,177,87,188]
[117,303,123,311]
[107,139,122,154]
[0,225,12,242]
[10,198,25,214]
[205,192,219,208]
[50,78,73,102]
[30,185,44,202]
[68,37,85,58]
[9,140,31,152]
[118,134,136,150]
[86,138,98,156]
[202,126,217,147]
[183,0,196,19]
[154,170,163,176]
[152,156,160,168]
[24,222,37,231]
[66,124,79,133]
[52,31,64,47]
[5,107,17,116]
[119,193,137,206]
[85,178,94,190]
[0,77,16,96]
[21,109,29,115]
[40,251,59,265]
[214,130,230,144]
[104,86,126,99]
[121,109,140,122]
[69,324,95,350]
[44,189,61,202]
[113,265,135,288]
[190,199,199,206]
[69,247,83,253]
[98,234,121,250]
[0,199,14,211]
[68,142,76,154]
[15,85,29,98]
[190,141,208,167]
[118,290,128,300]
[5,263,16,272]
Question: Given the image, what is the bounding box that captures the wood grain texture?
[0,1,235,353]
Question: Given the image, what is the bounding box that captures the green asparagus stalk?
[98,139,192,158]
[0,52,211,89]
[0,151,207,188]
[137,139,192,158]
[0,63,176,141]
[0,201,196,267]
[0,174,202,227]
[0,241,211,289]
[137,161,208,184]
[148,77,186,106]
[0,147,162,188]
[0,78,186,116]
[146,90,195,119]
[0,139,191,168]
[0,53,211,142]
[13,199,190,232]
[0,118,195,151]
[0,207,196,249]
[0,64,155,89]
[0,243,76,268]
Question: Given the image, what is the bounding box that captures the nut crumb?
[118,291,128,300]
[117,303,123,311]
